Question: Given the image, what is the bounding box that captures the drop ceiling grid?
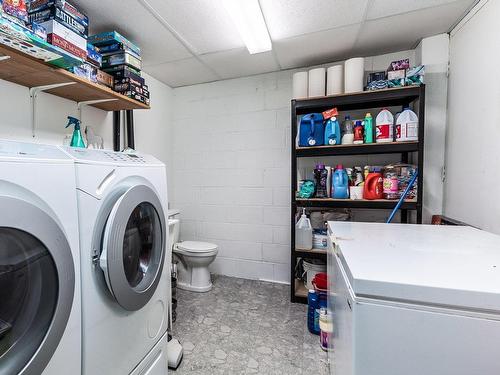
[70,0,477,87]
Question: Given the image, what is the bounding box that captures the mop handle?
[386,170,419,224]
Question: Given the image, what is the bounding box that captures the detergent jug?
[299,113,325,147]
[324,116,341,145]
[376,109,394,143]
[363,172,384,200]
[332,165,349,199]
[396,108,419,142]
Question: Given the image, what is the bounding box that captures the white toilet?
[168,209,218,292]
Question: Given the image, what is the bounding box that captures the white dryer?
[62,147,170,375]
[0,140,81,375]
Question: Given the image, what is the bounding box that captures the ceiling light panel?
[144,0,244,54]
[222,0,272,54]
[260,0,369,40]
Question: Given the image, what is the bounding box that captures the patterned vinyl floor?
[172,275,329,374]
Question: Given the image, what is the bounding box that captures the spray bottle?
[65,116,86,148]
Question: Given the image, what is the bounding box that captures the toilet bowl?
[168,210,218,292]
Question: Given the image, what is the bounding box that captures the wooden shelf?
[296,141,419,157]
[0,44,149,111]
[295,198,418,210]
[294,248,327,259]
[294,279,309,299]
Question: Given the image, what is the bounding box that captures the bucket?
[303,259,327,289]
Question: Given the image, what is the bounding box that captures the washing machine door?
[0,197,74,375]
[100,184,166,311]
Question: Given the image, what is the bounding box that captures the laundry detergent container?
[168,210,218,292]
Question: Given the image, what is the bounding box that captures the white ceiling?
[75,0,476,87]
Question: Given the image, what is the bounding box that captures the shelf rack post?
[30,82,76,137]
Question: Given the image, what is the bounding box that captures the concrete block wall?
[171,49,418,284]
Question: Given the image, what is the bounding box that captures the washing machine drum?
[0,197,74,375]
[99,184,166,312]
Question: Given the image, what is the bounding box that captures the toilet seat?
[174,241,218,257]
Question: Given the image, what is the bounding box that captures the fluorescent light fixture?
[222,0,272,54]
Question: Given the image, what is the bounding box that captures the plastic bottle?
[341,116,354,145]
[324,116,341,145]
[65,116,86,148]
[295,208,313,250]
[375,109,394,143]
[307,290,319,334]
[364,113,373,144]
[353,120,364,144]
[383,166,399,200]
[319,308,333,351]
[332,165,349,199]
[395,108,419,142]
[314,163,328,198]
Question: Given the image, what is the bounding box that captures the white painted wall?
[0,72,174,193]
[444,0,500,233]
[170,49,432,284]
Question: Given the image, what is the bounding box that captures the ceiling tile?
[260,0,369,40]
[354,0,474,57]
[274,24,361,69]
[75,0,192,66]
[366,0,472,20]
[144,0,244,54]
[144,58,219,87]
[199,48,280,80]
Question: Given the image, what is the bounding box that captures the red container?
[312,272,328,291]
[363,172,383,200]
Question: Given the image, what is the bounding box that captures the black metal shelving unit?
[291,85,426,303]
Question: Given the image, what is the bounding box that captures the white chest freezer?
[327,221,500,375]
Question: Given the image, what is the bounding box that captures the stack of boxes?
[89,31,150,106]
[366,59,425,91]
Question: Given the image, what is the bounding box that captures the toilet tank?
[168,209,180,251]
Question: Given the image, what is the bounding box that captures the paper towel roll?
[344,57,365,93]
[308,68,326,98]
[327,65,344,96]
[292,71,308,99]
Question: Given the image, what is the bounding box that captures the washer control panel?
[61,146,162,166]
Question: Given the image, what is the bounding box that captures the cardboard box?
[89,31,141,57]
[102,51,141,71]
[104,65,143,83]
[96,69,114,88]
[28,0,88,27]
[29,7,87,37]
[41,19,85,50]
[387,69,405,80]
[48,33,85,59]
[86,43,101,67]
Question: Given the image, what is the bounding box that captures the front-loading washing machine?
[62,147,170,375]
[0,140,81,375]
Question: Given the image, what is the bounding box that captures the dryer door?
[100,184,166,311]
[0,197,74,375]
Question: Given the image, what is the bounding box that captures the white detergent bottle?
[396,108,419,141]
[296,208,313,250]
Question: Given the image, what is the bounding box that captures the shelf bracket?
[77,99,118,122]
[0,55,11,62]
[30,82,76,138]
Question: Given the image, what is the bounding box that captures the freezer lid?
[328,222,500,313]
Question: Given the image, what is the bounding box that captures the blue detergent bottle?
[308,289,327,335]
[332,164,349,199]
[324,116,341,145]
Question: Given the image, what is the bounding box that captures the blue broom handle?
[386,170,419,224]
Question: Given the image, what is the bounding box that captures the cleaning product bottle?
[375,109,394,143]
[65,116,86,148]
[395,108,419,142]
[332,165,349,199]
[341,116,354,144]
[363,171,384,200]
[324,116,341,145]
[353,120,364,144]
[295,209,313,250]
[364,113,373,144]
[314,163,328,198]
